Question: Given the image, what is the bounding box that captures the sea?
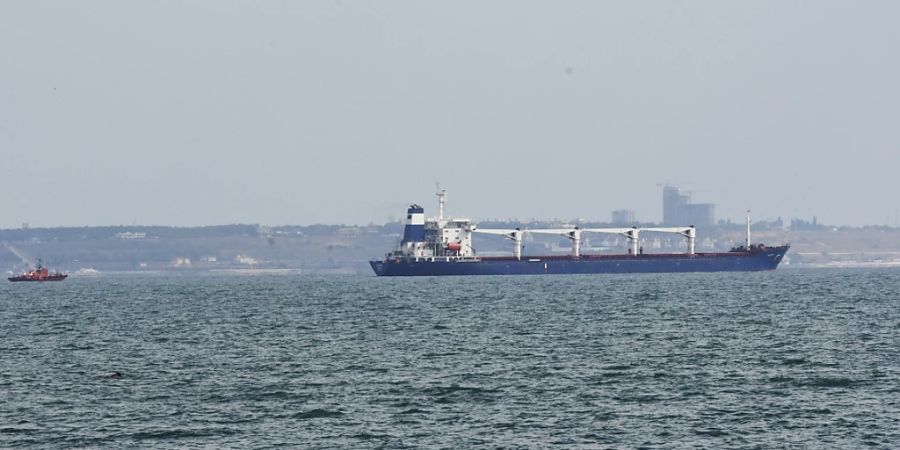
[1,269,898,449]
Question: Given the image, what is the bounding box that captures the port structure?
[473,226,696,259]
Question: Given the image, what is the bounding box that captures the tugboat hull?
[8,274,68,282]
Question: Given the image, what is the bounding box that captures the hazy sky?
[2,1,898,228]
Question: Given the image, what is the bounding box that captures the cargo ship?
[8,260,68,282]
[370,190,788,276]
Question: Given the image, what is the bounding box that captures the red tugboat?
[8,260,68,282]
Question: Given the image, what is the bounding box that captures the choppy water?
[2,269,899,448]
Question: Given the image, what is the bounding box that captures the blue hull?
[370,246,789,276]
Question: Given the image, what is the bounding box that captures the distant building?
[115,232,146,240]
[662,186,714,226]
[790,216,824,231]
[236,255,258,266]
[173,257,191,267]
[611,209,636,225]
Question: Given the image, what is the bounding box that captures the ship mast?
[746,210,752,249]
[436,183,447,222]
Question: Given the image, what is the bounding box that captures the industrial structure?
[662,185,715,226]
[611,209,636,225]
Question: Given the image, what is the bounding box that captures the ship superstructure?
[389,190,477,260]
[371,190,789,276]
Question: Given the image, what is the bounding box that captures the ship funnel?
[402,205,426,243]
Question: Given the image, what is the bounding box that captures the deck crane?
[473,226,696,258]
[639,226,697,255]
[471,228,525,260]
[528,227,637,258]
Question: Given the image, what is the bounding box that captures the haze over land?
[2,1,899,228]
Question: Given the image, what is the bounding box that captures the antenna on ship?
[746,210,752,249]
[436,182,447,221]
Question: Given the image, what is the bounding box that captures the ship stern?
[369,260,386,276]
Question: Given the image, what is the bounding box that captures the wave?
[293,409,344,419]
[802,377,856,388]
[127,428,238,440]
